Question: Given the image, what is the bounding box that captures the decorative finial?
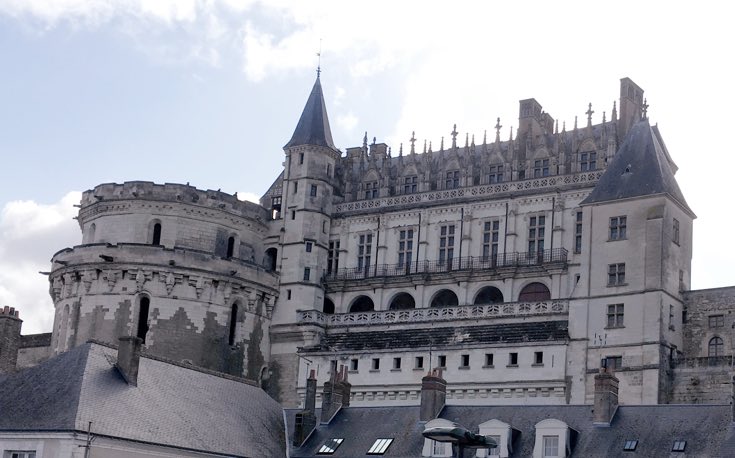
[602,111,606,123]
[574,116,578,130]
[642,98,649,119]
[562,121,566,132]
[410,131,416,154]
[429,141,433,153]
[451,124,458,149]
[483,130,487,145]
[465,132,469,149]
[586,103,594,127]
[399,143,403,156]
[316,38,322,78]
[440,136,444,151]
[423,139,427,154]
[363,131,368,148]
[612,100,618,121]
[372,136,376,145]
[555,119,559,134]
[509,126,513,141]
[494,117,502,142]
[471,134,475,147]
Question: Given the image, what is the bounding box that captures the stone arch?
[136,294,151,343]
[518,282,550,302]
[389,292,416,310]
[323,297,335,314]
[709,336,724,357]
[349,295,375,313]
[430,289,459,308]
[264,247,278,272]
[474,286,504,305]
[226,234,238,258]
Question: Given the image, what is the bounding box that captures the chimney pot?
[420,372,447,422]
[593,371,619,426]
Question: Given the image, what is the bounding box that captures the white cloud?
[0,192,81,334]
[237,191,261,204]
[336,112,358,132]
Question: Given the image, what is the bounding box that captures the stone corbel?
[103,269,120,292]
[82,270,95,293]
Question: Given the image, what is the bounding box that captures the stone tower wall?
[0,306,22,374]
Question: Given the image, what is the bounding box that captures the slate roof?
[285,76,336,150]
[581,119,693,215]
[290,404,735,457]
[0,342,286,458]
[301,321,569,353]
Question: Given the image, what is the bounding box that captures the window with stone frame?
[673,218,680,245]
[533,159,550,177]
[445,170,460,189]
[310,184,318,197]
[327,240,340,274]
[403,175,418,194]
[482,220,500,264]
[438,225,455,265]
[580,151,597,171]
[364,181,379,199]
[709,315,725,328]
[609,216,627,240]
[398,229,414,271]
[607,304,624,328]
[542,436,559,457]
[574,211,583,253]
[488,164,504,183]
[709,336,724,357]
[357,233,373,272]
[5,453,36,458]
[528,215,546,255]
[303,267,311,282]
[604,355,623,370]
[607,263,626,286]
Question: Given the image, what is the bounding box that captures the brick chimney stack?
[320,363,345,424]
[293,369,318,446]
[0,306,22,374]
[593,364,619,426]
[420,368,447,422]
[116,336,143,386]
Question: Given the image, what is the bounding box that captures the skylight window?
[367,438,394,455]
[672,440,686,452]
[623,440,638,451]
[318,438,344,454]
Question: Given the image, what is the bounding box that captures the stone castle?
[2,75,734,412]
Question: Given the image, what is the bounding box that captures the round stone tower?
[48,181,278,381]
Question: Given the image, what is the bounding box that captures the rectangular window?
[580,151,597,171]
[291,210,296,220]
[709,315,725,328]
[415,356,424,369]
[327,240,340,274]
[5,453,37,458]
[398,229,414,271]
[672,440,686,452]
[518,169,526,180]
[605,356,623,370]
[439,225,455,265]
[669,304,675,330]
[574,211,583,253]
[482,220,500,265]
[607,304,624,328]
[299,152,304,164]
[534,351,544,365]
[350,358,358,371]
[488,165,504,183]
[357,233,373,272]
[608,263,626,286]
[310,184,318,197]
[305,241,313,252]
[393,357,402,370]
[367,438,394,455]
[508,352,518,366]
[364,181,378,199]
[609,216,627,240]
[293,181,298,194]
[287,289,292,300]
[432,441,447,455]
[485,353,494,367]
[372,358,380,370]
[528,215,546,255]
[438,355,447,368]
[542,436,559,457]
[445,170,460,189]
[403,176,417,194]
[533,159,550,177]
[303,267,311,282]
[317,438,344,454]
[460,354,470,367]
[673,218,680,245]
[623,440,638,451]
[488,436,501,456]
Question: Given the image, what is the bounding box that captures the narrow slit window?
[137,297,150,343]
[152,223,162,245]
[228,303,238,346]
[226,236,236,258]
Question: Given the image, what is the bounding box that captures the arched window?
[264,248,278,272]
[709,336,724,357]
[228,303,238,346]
[137,297,150,343]
[349,296,375,313]
[474,286,504,305]
[430,289,459,308]
[323,298,335,314]
[87,223,96,244]
[226,236,236,258]
[389,292,416,310]
[518,282,550,302]
[151,223,162,245]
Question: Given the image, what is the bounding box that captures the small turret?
[0,306,22,374]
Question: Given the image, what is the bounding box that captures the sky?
[1,0,733,334]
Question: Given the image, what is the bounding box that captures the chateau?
[2,75,735,457]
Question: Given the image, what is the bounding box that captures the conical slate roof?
[284,76,335,149]
[581,119,693,215]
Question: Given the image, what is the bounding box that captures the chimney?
[593,365,619,426]
[116,336,143,386]
[617,77,645,138]
[293,370,318,446]
[0,306,22,374]
[731,375,735,423]
[320,362,344,424]
[336,365,352,407]
[420,368,447,422]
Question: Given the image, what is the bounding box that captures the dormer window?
[580,152,597,171]
[445,170,459,189]
[404,176,418,194]
[533,419,573,458]
[477,419,516,458]
[542,436,559,457]
[365,181,378,199]
[533,159,549,178]
[488,165,504,183]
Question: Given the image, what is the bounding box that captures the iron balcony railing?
[325,248,568,281]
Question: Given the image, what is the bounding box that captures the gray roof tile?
[285,76,336,150]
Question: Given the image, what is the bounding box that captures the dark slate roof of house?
[285,76,336,150]
[300,321,569,353]
[289,404,735,457]
[0,342,286,457]
[581,119,693,215]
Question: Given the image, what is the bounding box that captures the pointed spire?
[555,119,559,134]
[586,103,594,127]
[602,111,606,124]
[399,143,403,156]
[642,98,649,119]
[574,116,578,130]
[410,131,416,154]
[363,132,368,149]
[562,121,566,132]
[471,134,475,147]
[509,126,513,141]
[451,124,458,149]
[483,130,487,145]
[612,101,618,121]
[440,137,444,151]
[429,141,433,153]
[285,76,335,149]
[494,117,502,143]
[423,139,427,154]
[465,133,469,149]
